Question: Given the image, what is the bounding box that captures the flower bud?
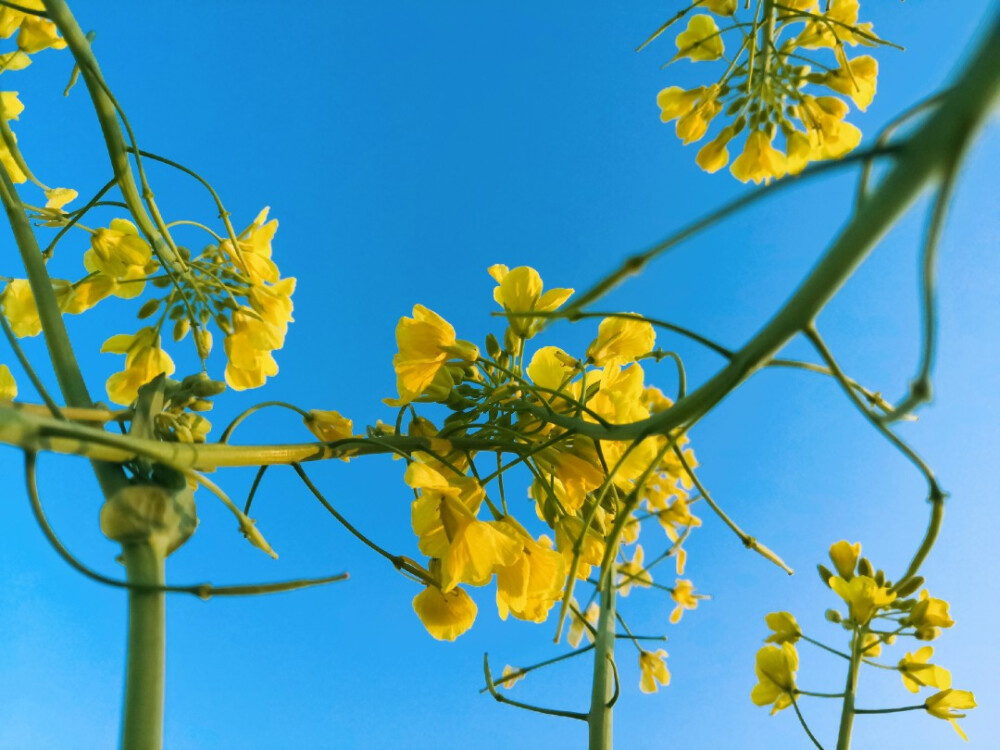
[825,608,842,623]
[173,317,190,342]
[893,576,924,598]
[857,557,873,577]
[485,333,502,359]
[137,298,161,319]
[817,563,835,587]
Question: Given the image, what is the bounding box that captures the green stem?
[121,542,166,750]
[835,628,862,750]
[588,563,617,750]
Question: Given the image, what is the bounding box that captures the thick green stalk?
[0,157,125,496]
[588,564,617,750]
[121,543,166,750]
[835,629,863,750]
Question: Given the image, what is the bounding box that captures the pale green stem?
[121,542,166,750]
[588,563,617,750]
[835,628,863,750]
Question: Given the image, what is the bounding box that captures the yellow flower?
[656,86,705,123]
[85,219,153,299]
[2,279,40,337]
[102,331,176,405]
[670,578,699,623]
[899,646,951,694]
[0,0,42,38]
[823,56,878,111]
[676,89,721,145]
[0,91,23,121]
[494,518,566,623]
[828,539,861,579]
[860,632,883,658]
[44,187,77,210]
[924,689,977,741]
[555,516,606,581]
[412,584,477,641]
[696,126,735,173]
[675,15,724,62]
[828,574,896,624]
[499,665,524,689]
[567,600,599,647]
[618,545,653,597]
[526,345,578,394]
[906,590,955,638]
[751,643,798,714]
[390,304,477,405]
[488,264,572,339]
[223,325,279,391]
[0,363,16,400]
[764,612,800,645]
[586,316,655,367]
[703,0,736,15]
[248,277,296,332]
[731,130,787,184]
[54,276,116,314]
[304,409,353,442]
[799,97,863,160]
[220,208,281,283]
[0,129,25,183]
[785,130,812,175]
[639,649,671,693]
[16,16,66,53]
[797,0,875,50]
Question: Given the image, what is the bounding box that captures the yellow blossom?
[16,15,66,53]
[85,219,153,299]
[860,632,883,658]
[390,304,477,405]
[0,1,43,38]
[412,584,477,641]
[555,516,606,581]
[639,649,671,693]
[0,130,26,183]
[586,316,655,367]
[785,130,813,175]
[0,91,23,120]
[526,345,578,396]
[102,331,176,406]
[676,90,721,145]
[618,545,652,597]
[828,574,896,624]
[248,277,296,332]
[906,590,955,638]
[44,187,77,210]
[495,518,566,623]
[731,130,787,184]
[823,55,878,111]
[499,665,524,689]
[702,0,736,15]
[54,276,116,314]
[568,600,599,648]
[899,646,951,694]
[220,207,281,283]
[797,0,876,49]
[696,126,735,173]
[924,689,977,741]
[675,15,724,62]
[488,264,572,339]
[0,363,15,400]
[223,322,279,392]
[2,279,40,337]
[829,539,861,579]
[670,578,699,623]
[656,86,705,123]
[764,612,800,645]
[304,409,353,443]
[751,643,798,715]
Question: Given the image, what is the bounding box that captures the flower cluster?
[650,0,891,182]
[752,540,976,742]
[373,264,703,697]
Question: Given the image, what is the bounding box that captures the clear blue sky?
[0,2,996,748]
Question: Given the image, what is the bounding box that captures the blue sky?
[0,1,997,748]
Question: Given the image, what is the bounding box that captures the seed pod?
[137,298,161,319]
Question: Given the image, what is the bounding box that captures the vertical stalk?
[121,543,166,750]
[835,627,862,750]
[588,564,617,750]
